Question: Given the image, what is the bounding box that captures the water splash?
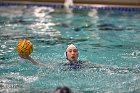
[64,0,74,13]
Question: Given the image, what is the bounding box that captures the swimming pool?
[0,3,140,93]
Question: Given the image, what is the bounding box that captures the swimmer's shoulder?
[79,60,104,68]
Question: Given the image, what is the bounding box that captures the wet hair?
[54,86,72,93]
[65,51,68,60]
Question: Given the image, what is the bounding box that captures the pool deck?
[0,0,140,8]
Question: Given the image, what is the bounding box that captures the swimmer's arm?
[26,56,41,65]
[19,55,45,66]
[83,61,104,68]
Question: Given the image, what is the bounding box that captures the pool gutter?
[0,0,140,12]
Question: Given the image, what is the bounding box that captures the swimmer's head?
[65,44,79,62]
[54,86,72,93]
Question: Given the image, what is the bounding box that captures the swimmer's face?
[66,44,78,62]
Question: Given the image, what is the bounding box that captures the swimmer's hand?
[19,54,30,59]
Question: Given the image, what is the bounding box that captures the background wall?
[0,0,140,6]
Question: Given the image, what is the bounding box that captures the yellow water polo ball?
[17,40,33,55]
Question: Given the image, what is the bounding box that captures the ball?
[17,40,33,55]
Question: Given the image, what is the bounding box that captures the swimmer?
[18,44,80,66]
[18,44,103,68]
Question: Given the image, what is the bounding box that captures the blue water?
[0,5,140,93]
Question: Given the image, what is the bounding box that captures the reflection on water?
[0,5,140,93]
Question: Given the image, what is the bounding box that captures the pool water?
[0,5,140,93]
